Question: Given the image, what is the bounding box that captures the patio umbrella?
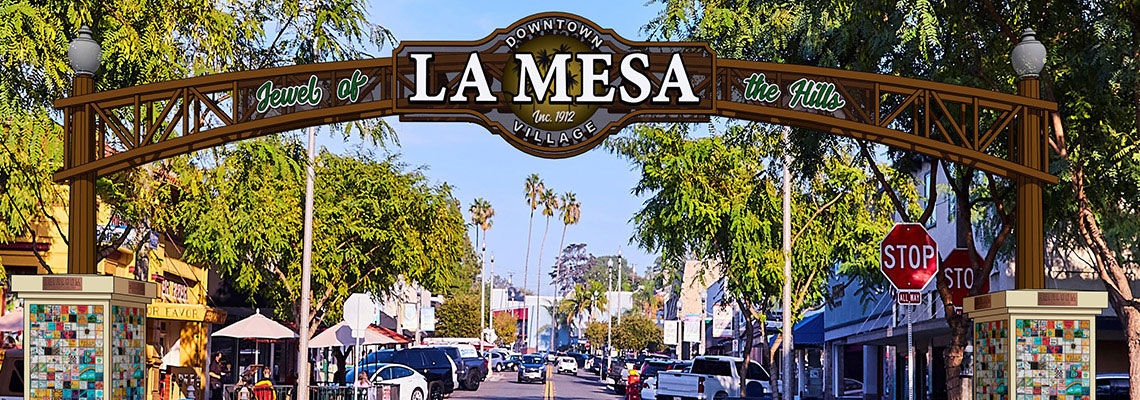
[309,322,402,348]
[0,308,22,332]
[212,311,298,374]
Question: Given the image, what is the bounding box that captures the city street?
[454,368,616,400]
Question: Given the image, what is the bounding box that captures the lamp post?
[607,258,613,360]
[1011,28,1047,290]
[479,243,486,352]
[66,25,100,275]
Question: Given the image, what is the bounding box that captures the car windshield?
[642,362,671,377]
[521,355,543,364]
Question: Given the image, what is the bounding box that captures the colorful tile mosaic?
[975,319,1008,400]
[1014,319,1091,400]
[26,304,105,400]
[111,306,145,400]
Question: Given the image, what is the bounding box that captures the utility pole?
[488,254,495,331]
[781,126,794,400]
[416,289,423,344]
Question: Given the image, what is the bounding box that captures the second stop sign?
[880,223,939,303]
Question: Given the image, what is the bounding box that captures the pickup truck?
[434,345,488,391]
[655,356,771,400]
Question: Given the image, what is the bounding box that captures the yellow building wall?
[0,203,215,400]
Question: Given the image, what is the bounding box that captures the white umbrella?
[0,309,22,332]
[309,322,401,348]
[162,339,183,367]
[212,311,298,374]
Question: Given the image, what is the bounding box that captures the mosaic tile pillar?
[12,275,156,400]
[965,290,1107,400]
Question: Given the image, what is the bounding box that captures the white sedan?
[370,363,429,400]
[557,356,578,375]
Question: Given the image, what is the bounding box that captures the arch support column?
[1015,77,1044,290]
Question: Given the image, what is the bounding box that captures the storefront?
[147,302,227,400]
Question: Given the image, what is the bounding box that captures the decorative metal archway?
[54,12,1056,289]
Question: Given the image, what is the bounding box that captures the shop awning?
[148,302,227,324]
[793,311,825,345]
[310,322,404,348]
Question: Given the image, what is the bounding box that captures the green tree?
[174,138,469,336]
[610,123,893,392]
[493,312,518,347]
[645,2,1140,397]
[613,313,663,353]
[437,293,484,338]
[582,320,609,352]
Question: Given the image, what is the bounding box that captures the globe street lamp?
[1011,28,1046,79]
[68,26,101,76]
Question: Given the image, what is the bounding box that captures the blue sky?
[313,0,669,290]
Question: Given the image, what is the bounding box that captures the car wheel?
[411,388,425,400]
[467,374,481,390]
[428,383,443,400]
[615,385,626,395]
[713,391,727,400]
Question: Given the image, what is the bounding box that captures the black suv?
[359,348,456,399]
[434,346,488,391]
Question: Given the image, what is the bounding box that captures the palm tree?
[549,192,580,348]
[542,299,573,351]
[583,280,609,323]
[534,188,560,350]
[469,198,494,344]
[522,174,544,348]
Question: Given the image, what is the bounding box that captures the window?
[393,367,414,379]
[378,367,394,381]
[747,361,770,381]
[690,359,733,376]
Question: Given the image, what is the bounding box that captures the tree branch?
[96,224,133,263]
[916,160,940,224]
[859,141,911,221]
[976,0,1018,42]
[793,191,847,245]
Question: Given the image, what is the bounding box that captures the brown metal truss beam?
[52,57,1057,185]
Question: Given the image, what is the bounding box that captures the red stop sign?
[880,223,938,303]
[941,248,990,308]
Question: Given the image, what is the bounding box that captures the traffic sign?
[343,293,378,337]
[941,248,990,309]
[880,223,938,304]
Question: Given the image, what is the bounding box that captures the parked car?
[556,356,578,375]
[517,355,547,384]
[489,350,518,371]
[1097,374,1130,400]
[368,363,429,400]
[351,347,457,399]
[655,355,771,400]
[433,345,488,390]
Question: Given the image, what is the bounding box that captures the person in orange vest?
[626,366,642,400]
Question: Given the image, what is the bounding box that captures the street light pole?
[607,259,613,359]
[781,126,793,400]
[296,121,318,400]
[479,243,486,352]
[616,249,623,325]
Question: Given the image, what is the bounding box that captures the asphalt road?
[451,367,618,400]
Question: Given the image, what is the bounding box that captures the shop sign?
[147,303,227,324]
[43,276,83,291]
[711,303,733,338]
[161,279,190,303]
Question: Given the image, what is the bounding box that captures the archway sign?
[54,12,1055,283]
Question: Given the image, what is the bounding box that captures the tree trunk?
[522,209,534,350]
[739,301,756,396]
[942,313,970,400]
[333,347,349,385]
[1118,306,1140,400]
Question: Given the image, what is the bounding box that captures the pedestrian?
[209,352,227,400]
[252,366,276,400]
[354,371,375,400]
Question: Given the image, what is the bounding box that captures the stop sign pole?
[879,223,939,400]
